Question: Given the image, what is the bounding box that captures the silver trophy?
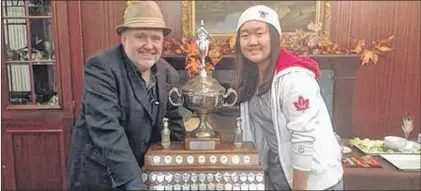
[169,20,238,138]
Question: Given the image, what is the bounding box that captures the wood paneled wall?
[331,1,420,139]
[77,1,420,139]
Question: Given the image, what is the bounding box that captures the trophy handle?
[169,87,184,106]
[222,87,238,107]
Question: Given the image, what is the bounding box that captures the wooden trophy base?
[184,132,221,150]
[142,141,265,190]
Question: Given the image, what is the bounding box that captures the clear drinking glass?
[401,116,414,140]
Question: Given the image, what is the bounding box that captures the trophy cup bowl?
[169,76,238,138]
[168,19,238,140]
[168,19,238,151]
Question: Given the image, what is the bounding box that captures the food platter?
[349,137,421,156]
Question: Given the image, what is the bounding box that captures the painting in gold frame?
[181,0,331,40]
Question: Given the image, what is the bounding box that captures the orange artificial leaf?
[210,57,222,66]
[179,38,199,56]
[205,63,215,72]
[375,46,392,52]
[185,55,202,78]
[371,49,382,55]
[378,35,394,44]
[360,50,373,65]
[372,40,380,47]
[175,49,182,54]
[191,65,200,76]
[351,40,365,54]
[208,48,222,65]
[185,60,196,69]
[186,62,200,78]
[186,53,197,58]
[372,53,379,64]
[187,41,199,55]
[228,35,236,49]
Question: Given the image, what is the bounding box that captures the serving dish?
[349,137,421,156]
[380,154,420,171]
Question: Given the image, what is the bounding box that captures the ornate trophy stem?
[192,114,215,138]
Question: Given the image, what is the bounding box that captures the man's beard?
[134,56,159,72]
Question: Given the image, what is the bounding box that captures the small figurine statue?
[234,117,243,148]
[195,19,210,77]
[161,117,171,149]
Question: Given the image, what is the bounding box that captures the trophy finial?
[195,19,210,77]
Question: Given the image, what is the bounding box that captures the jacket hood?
[275,48,320,79]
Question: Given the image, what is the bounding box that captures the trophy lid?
[181,20,226,96]
[181,74,226,96]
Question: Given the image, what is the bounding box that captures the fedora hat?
[116,1,172,36]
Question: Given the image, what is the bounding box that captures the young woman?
[235,5,344,190]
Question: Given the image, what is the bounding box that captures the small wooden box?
[142,141,265,190]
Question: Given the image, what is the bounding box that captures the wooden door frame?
[67,1,84,120]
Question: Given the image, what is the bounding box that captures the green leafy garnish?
[349,137,398,153]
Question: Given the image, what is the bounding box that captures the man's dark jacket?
[67,45,185,190]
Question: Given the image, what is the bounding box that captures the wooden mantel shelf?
[163,54,361,71]
[164,54,361,139]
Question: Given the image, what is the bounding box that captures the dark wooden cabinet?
[1,1,73,190]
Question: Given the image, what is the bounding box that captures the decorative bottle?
[234,117,243,148]
[161,117,171,149]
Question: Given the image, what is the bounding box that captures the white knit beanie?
[236,5,282,35]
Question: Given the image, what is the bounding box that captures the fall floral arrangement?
[165,38,223,78]
[164,22,394,77]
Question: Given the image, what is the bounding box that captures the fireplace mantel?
[164,54,360,70]
[163,54,361,138]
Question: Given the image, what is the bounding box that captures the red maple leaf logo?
[293,96,309,111]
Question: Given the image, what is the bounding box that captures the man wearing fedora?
[67,1,185,190]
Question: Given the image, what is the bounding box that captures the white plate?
[350,139,421,155]
[342,146,352,154]
[380,154,421,171]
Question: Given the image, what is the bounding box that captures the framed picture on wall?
[181,0,331,40]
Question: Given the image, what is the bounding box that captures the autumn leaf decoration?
[350,35,394,65]
[174,38,222,78]
[161,20,394,67]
